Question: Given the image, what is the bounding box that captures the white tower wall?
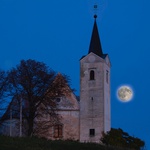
[79,53,111,143]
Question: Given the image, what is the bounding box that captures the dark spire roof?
[88,15,103,57]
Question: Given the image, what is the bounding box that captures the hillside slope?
[0,136,130,150]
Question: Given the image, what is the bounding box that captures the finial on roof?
[94,14,97,19]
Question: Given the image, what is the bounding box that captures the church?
[0,15,111,143]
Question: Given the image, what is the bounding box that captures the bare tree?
[0,70,8,117]
[34,73,72,137]
[7,59,70,136]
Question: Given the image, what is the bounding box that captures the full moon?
[117,85,133,102]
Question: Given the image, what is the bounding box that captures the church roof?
[88,15,103,57]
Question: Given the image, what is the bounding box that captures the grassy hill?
[0,136,130,150]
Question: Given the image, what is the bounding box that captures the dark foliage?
[0,136,132,150]
[101,128,145,150]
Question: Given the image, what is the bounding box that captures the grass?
[0,136,130,150]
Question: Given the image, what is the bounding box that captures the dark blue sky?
[0,0,150,149]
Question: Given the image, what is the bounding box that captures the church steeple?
[88,15,103,57]
[80,13,111,143]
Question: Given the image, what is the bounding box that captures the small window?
[89,129,95,136]
[54,125,63,138]
[90,70,95,80]
[106,70,109,83]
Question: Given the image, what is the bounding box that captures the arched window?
[90,70,95,80]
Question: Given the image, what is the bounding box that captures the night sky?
[0,0,150,149]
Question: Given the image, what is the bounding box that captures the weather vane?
[93,4,98,18]
[94,4,98,9]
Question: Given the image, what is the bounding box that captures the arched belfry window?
[90,70,95,80]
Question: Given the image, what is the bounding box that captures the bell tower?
[79,15,111,143]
